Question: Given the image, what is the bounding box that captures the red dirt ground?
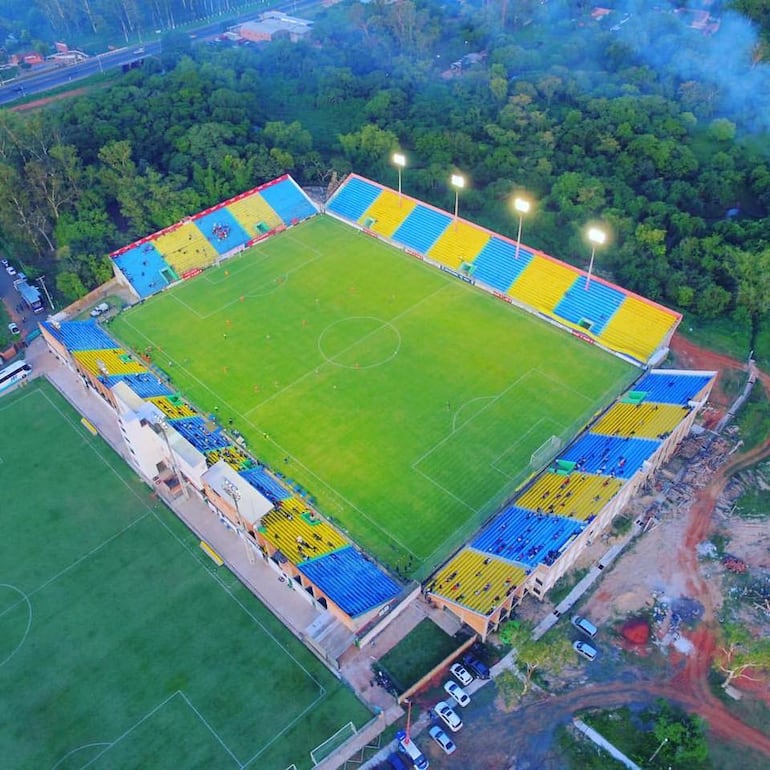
[662,333,770,753]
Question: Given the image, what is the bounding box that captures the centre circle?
[318,317,401,369]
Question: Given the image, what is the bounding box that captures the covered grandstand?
[43,172,712,651]
[325,174,682,365]
[39,317,403,639]
[425,369,715,638]
[110,175,318,299]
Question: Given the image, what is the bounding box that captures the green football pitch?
[111,215,635,577]
[0,380,369,770]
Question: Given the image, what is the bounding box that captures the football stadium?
[38,173,714,647]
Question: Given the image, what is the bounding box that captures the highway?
[0,1,319,108]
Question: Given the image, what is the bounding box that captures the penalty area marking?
[0,584,32,668]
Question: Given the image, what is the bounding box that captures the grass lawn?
[110,215,635,577]
[0,380,369,770]
[378,619,459,691]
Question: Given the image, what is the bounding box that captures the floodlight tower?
[451,173,465,230]
[585,226,607,290]
[392,152,406,206]
[513,196,531,260]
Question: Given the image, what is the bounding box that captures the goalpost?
[529,434,563,470]
[310,721,357,766]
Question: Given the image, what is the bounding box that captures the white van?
[396,729,429,770]
[571,615,598,638]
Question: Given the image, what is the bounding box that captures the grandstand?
[325,173,682,365]
[39,316,402,635]
[110,175,318,301]
[426,368,715,638]
[45,174,709,649]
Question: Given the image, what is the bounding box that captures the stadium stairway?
[469,237,534,293]
[427,549,527,615]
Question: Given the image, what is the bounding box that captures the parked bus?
[0,360,32,392]
[16,278,44,313]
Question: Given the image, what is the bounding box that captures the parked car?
[90,301,110,317]
[428,725,456,755]
[6,264,17,276]
[395,729,429,770]
[462,653,490,680]
[449,662,474,686]
[1,258,8,266]
[573,640,598,661]
[443,679,470,707]
[434,701,463,732]
[8,322,20,335]
[571,615,598,639]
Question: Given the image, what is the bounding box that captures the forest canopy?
[0,0,769,359]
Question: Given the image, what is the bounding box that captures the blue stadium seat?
[556,433,660,479]
[194,208,250,255]
[471,505,584,569]
[99,372,173,398]
[170,416,230,452]
[113,242,175,298]
[259,176,318,224]
[632,372,714,406]
[239,466,292,503]
[43,320,119,351]
[391,205,451,254]
[326,176,382,222]
[553,278,626,335]
[470,237,534,292]
[298,545,400,617]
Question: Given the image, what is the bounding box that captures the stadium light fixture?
[222,477,245,531]
[392,152,406,205]
[451,173,465,229]
[585,226,607,289]
[513,196,531,260]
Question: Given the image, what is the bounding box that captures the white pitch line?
[179,691,243,768]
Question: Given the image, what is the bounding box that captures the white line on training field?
[0,584,32,668]
[77,691,182,770]
[49,742,112,770]
[244,280,452,416]
[147,507,328,691]
[241,689,328,768]
[178,691,244,768]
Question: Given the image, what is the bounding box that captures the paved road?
[0,267,47,346]
[0,0,321,107]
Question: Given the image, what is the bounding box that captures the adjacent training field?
[0,380,369,770]
[112,216,635,577]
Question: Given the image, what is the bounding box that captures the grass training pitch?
[0,380,369,770]
[111,215,636,577]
